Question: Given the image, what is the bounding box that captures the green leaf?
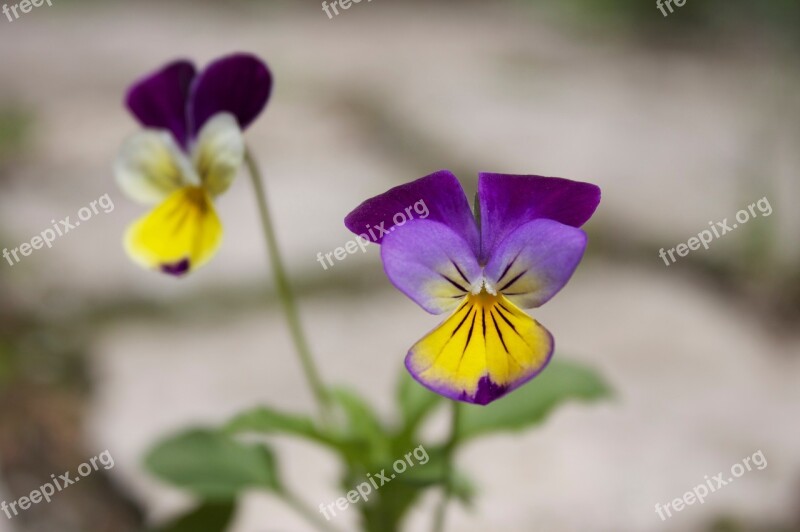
[449,472,476,506]
[225,406,333,446]
[332,388,385,436]
[457,359,611,440]
[396,447,476,506]
[154,502,236,532]
[397,370,443,434]
[145,429,281,500]
[331,387,392,464]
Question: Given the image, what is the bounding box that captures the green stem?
[280,491,344,532]
[244,147,331,423]
[432,401,461,532]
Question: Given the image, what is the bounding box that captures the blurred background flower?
[118,54,272,276]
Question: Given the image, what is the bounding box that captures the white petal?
[114,130,199,205]
[191,113,245,197]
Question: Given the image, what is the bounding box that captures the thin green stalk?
[280,491,344,532]
[244,147,331,423]
[432,401,461,532]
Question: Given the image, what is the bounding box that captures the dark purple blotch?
[160,258,190,277]
[464,376,509,405]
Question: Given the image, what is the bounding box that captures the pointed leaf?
[457,359,611,440]
[225,406,335,446]
[397,447,476,506]
[145,429,281,500]
[331,387,392,465]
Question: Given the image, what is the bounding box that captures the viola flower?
[114,53,272,276]
[345,171,600,405]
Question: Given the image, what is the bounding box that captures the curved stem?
[280,490,344,532]
[432,401,461,532]
[244,147,331,423]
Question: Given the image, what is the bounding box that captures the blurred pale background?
[0,1,798,531]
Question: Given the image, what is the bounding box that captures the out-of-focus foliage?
[146,359,610,532]
[525,0,800,46]
[457,360,612,440]
[155,503,237,532]
[0,106,32,169]
[145,429,282,500]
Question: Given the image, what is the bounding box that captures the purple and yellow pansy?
[345,171,600,405]
[115,53,272,276]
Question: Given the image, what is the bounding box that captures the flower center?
[469,276,497,297]
[465,285,500,310]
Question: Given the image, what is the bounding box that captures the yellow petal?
[124,187,222,276]
[406,292,553,405]
[114,130,199,205]
[191,112,244,197]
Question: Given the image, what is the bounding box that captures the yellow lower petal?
[124,187,222,276]
[406,292,553,405]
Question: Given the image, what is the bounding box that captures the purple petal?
[381,220,481,314]
[126,60,197,149]
[345,170,479,254]
[189,53,273,136]
[478,173,600,262]
[484,219,587,308]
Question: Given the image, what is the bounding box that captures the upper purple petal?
[478,173,601,262]
[344,170,480,254]
[126,60,197,149]
[189,53,273,137]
